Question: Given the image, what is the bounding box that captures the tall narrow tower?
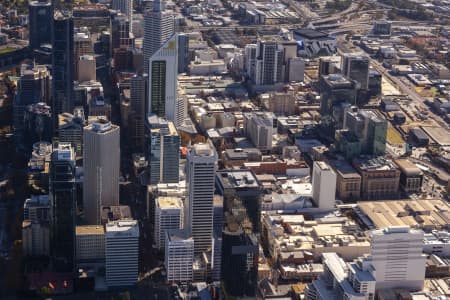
[185,142,217,255]
[83,120,120,225]
[52,11,74,130]
[50,143,76,272]
[143,0,174,73]
[148,34,182,126]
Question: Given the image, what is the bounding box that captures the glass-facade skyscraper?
[52,12,74,130]
[50,144,76,272]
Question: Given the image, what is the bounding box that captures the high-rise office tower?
[342,53,370,90]
[52,11,74,129]
[112,0,133,30]
[148,34,182,126]
[154,196,183,250]
[77,55,96,82]
[83,120,120,225]
[49,143,76,272]
[23,102,53,150]
[143,0,174,73]
[29,0,53,51]
[177,33,189,73]
[148,119,180,184]
[111,13,134,50]
[345,109,387,155]
[105,220,139,287]
[312,161,337,210]
[165,229,194,284]
[246,40,284,85]
[74,29,94,80]
[58,108,86,157]
[319,73,356,116]
[13,64,51,152]
[130,75,146,151]
[222,228,259,297]
[185,143,217,255]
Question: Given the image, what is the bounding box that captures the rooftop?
[105,220,139,236]
[394,159,423,176]
[157,197,183,209]
[357,200,450,230]
[216,170,260,189]
[166,229,193,242]
[76,225,105,235]
[353,156,398,171]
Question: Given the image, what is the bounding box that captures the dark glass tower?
[49,144,76,272]
[150,60,166,117]
[29,0,53,51]
[52,12,74,130]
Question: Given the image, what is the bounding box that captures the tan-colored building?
[329,159,361,202]
[261,92,296,115]
[353,157,400,200]
[357,199,450,232]
[394,159,423,193]
[76,225,105,262]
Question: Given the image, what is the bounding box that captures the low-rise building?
[394,159,423,193]
[261,213,370,262]
[353,157,400,200]
[329,159,361,202]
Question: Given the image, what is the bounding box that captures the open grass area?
[387,127,404,144]
[416,86,439,98]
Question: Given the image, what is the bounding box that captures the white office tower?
[112,0,133,28]
[305,252,376,300]
[105,220,139,287]
[185,143,217,255]
[143,0,174,73]
[78,55,96,82]
[83,120,120,225]
[367,227,426,291]
[312,161,337,210]
[155,196,183,250]
[148,34,180,126]
[165,229,194,284]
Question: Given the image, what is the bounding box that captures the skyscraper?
[130,75,147,151]
[49,143,76,272]
[319,74,356,116]
[148,34,181,126]
[246,40,284,85]
[148,118,180,184]
[177,33,189,74]
[83,120,120,225]
[342,53,370,90]
[165,229,194,284]
[185,143,217,255]
[29,0,53,51]
[13,64,51,152]
[52,11,74,130]
[143,0,174,73]
[368,227,426,291]
[112,0,133,30]
[105,220,139,287]
[154,196,183,250]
